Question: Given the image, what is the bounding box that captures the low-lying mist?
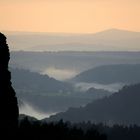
[19,101,57,120]
[75,82,126,92]
[41,67,78,81]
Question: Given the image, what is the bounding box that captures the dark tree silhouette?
[0,33,19,129]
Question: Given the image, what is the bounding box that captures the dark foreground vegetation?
[10,118,140,140]
[17,118,106,140]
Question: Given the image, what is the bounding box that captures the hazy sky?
[0,0,140,33]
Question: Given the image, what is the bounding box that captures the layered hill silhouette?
[10,51,140,82]
[48,84,140,125]
[11,68,111,113]
[5,29,140,51]
[72,64,140,84]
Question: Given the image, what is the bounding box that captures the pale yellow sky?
[0,0,140,33]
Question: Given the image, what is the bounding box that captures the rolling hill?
[11,68,73,94]
[11,68,111,113]
[48,84,140,125]
[10,51,140,80]
[72,64,140,84]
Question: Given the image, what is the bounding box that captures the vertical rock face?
[0,33,19,129]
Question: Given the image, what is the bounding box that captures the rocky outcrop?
[0,33,19,129]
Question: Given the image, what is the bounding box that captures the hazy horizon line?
[2,28,140,35]
[11,50,140,53]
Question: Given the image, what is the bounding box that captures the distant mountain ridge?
[48,84,140,125]
[72,64,140,84]
[5,29,140,51]
[91,28,140,39]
